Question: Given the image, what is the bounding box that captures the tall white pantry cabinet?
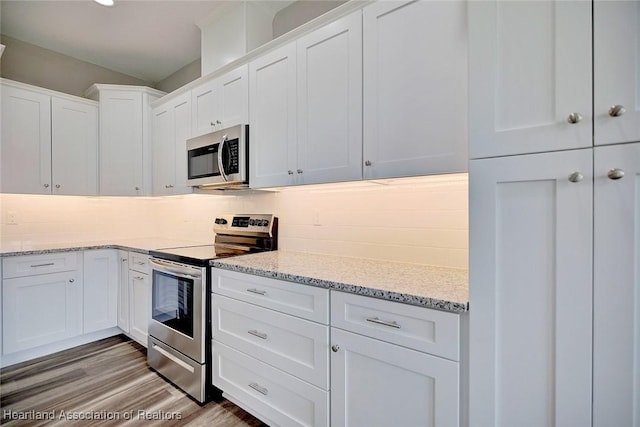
[469,1,640,427]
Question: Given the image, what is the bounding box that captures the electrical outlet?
[7,211,18,225]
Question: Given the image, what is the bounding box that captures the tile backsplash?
[0,174,468,268]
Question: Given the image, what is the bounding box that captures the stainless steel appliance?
[186,124,248,189]
[147,214,277,403]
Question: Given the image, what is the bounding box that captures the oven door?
[148,258,206,363]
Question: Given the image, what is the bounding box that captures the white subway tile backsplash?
[1,174,469,269]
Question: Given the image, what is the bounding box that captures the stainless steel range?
[147,214,277,403]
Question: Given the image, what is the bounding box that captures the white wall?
[0,174,468,268]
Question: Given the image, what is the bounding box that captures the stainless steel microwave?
[186,124,248,188]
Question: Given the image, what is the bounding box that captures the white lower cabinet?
[330,291,461,427]
[2,270,83,354]
[83,250,118,334]
[117,250,130,333]
[127,252,150,347]
[211,268,329,426]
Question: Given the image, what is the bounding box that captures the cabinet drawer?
[212,294,329,389]
[2,252,79,279]
[211,268,329,324]
[331,291,460,361]
[213,341,329,427]
[128,252,150,274]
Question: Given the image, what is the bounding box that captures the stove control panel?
[213,214,275,235]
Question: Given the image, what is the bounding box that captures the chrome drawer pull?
[30,262,55,268]
[249,382,268,396]
[247,288,267,296]
[248,330,268,340]
[366,317,401,329]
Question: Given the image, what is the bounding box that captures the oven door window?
[188,144,219,179]
[152,271,194,338]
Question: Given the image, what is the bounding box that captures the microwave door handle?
[218,134,229,182]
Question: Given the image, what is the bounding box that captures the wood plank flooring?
[0,335,266,426]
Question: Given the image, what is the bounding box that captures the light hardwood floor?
[0,335,266,426]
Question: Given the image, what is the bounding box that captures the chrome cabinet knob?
[608,105,626,117]
[567,112,583,124]
[297,169,303,174]
[69,278,75,283]
[365,160,372,166]
[55,184,61,189]
[210,120,222,126]
[568,172,583,183]
[135,187,140,191]
[44,184,50,188]
[607,168,625,180]
[331,344,340,353]
[288,170,294,175]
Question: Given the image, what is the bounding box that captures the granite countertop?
[211,251,469,313]
[0,238,209,257]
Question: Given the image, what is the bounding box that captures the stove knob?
[214,218,221,224]
[220,218,227,225]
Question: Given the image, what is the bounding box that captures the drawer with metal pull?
[212,294,329,389]
[2,252,80,279]
[128,252,150,274]
[212,341,329,427]
[330,290,460,361]
[211,268,329,324]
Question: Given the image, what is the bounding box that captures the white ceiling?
[0,0,287,84]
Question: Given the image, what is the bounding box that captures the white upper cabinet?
[296,11,362,185]
[51,97,98,195]
[594,0,640,145]
[1,81,98,195]
[152,91,192,195]
[191,64,248,137]
[468,0,592,158]
[469,149,594,427]
[593,142,640,426]
[363,0,468,179]
[86,84,164,196]
[249,41,297,188]
[1,84,52,194]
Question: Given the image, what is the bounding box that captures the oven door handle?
[217,134,229,182]
[149,259,201,280]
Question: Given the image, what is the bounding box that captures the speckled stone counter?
[0,238,209,257]
[211,251,469,313]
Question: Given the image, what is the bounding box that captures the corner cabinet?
[85,84,165,196]
[83,250,118,334]
[1,79,98,195]
[362,0,468,179]
[152,91,192,196]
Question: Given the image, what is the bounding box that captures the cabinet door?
[99,90,144,196]
[83,250,118,334]
[331,328,459,427]
[218,64,249,129]
[363,0,468,179]
[51,97,98,195]
[297,11,362,185]
[469,149,593,427]
[152,93,191,196]
[191,79,219,137]
[2,271,82,354]
[1,84,51,194]
[593,143,640,426]
[129,272,149,347]
[117,251,130,333]
[249,42,297,188]
[468,0,592,158]
[152,103,173,195]
[594,0,640,146]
